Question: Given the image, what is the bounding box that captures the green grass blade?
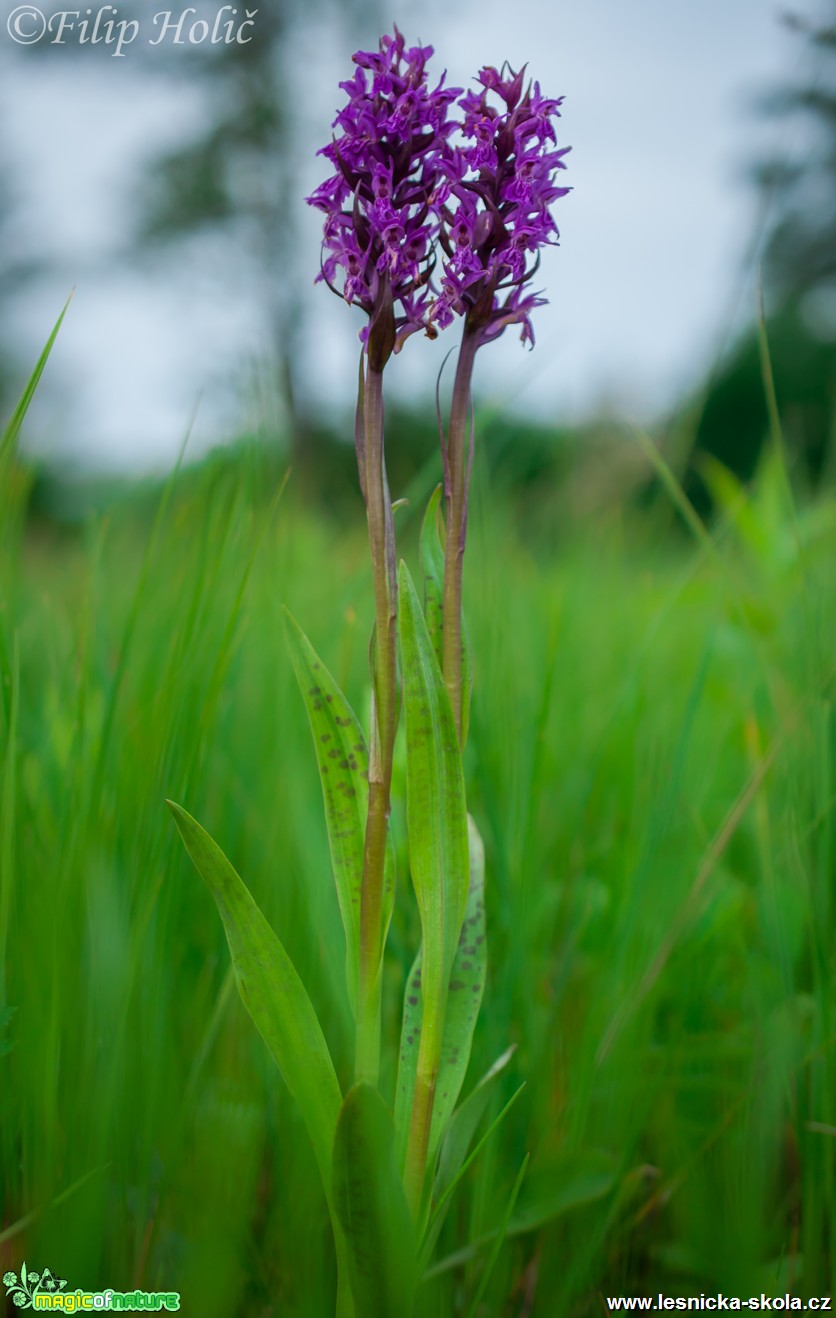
[283,609,371,1013]
[398,561,469,1023]
[509,1161,617,1236]
[435,1044,516,1207]
[0,294,72,467]
[463,1152,529,1318]
[418,1045,516,1266]
[0,1163,108,1246]
[332,1083,416,1318]
[395,815,487,1171]
[420,1081,525,1269]
[424,1156,615,1281]
[92,409,196,801]
[167,801,342,1192]
[631,425,716,554]
[0,634,19,1008]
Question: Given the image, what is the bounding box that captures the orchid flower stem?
[442,329,479,747]
[356,362,398,1086]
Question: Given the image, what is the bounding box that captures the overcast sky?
[0,0,821,471]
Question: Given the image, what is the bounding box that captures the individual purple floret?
[431,63,571,347]
[306,28,461,369]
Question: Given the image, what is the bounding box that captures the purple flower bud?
[431,62,571,347]
[307,27,461,367]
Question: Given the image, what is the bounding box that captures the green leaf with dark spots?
[332,1083,416,1318]
[432,815,486,1163]
[395,815,487,1172]
[167,801,342,1193]
[397,562,469,1057]
[283,610,373,1012]
[419,485,445,669]
[418,486,472,744]
[394,951,423,1170]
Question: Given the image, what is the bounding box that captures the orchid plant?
[168,28,569,1316]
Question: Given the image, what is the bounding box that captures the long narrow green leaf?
[283,610,373,1012]
[398,562,469,1043]
[167,802,342,1191]
[419,486,473,743]
[0,294,72,466]
[395,815,487,1170]
[332,1084,416,1318]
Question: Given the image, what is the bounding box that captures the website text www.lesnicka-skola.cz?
[605,1297,832,1311]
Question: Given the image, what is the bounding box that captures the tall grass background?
[1,358,834,1312]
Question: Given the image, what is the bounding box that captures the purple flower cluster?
[306,28,460,365]
[432,65,571,346]
[308,36,570,356]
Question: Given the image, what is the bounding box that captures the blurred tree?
[755,3,836,316]
[0,196,17,423]
[688,3,836,502]
[133,0,381,463]
[690,304,835,500]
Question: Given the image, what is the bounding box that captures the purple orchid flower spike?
[432,62,571,348]
[307,27,461,369]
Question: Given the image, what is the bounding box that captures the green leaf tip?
[1,293,73,467]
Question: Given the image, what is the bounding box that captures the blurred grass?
[0,416,834,1315]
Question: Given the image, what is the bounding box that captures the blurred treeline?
[2,4,836,513]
